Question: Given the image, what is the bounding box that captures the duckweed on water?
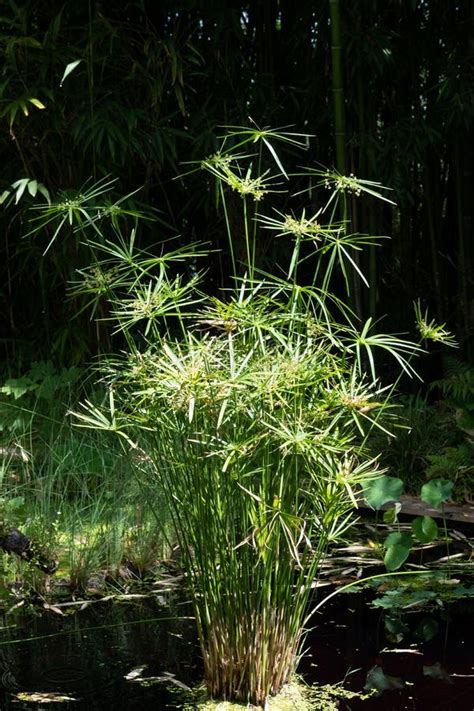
[173,679,369,710]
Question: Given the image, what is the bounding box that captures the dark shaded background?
[1,0,472,369]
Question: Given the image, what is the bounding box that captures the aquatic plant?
[69,126,452,706]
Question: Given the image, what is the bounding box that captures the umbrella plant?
[69,127,446,706]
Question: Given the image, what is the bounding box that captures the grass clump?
[0,370,172,596]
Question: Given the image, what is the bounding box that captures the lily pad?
[384,542,411,571]
[415,617,439,642]
[372,589,438,610]
[423,662,451,682]
[363,475,404,510]
[421,479,454,509]
[383,531,412,549]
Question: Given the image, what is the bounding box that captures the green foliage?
[432,357,474,405]
[362,474,449,571]
[0,361,82,448]
[1,360,81,402]
[0,495,26,530]
[67,125,437,706]
[422,359,474,500]
[426,444,474,489]
[362,475,404,510]
[372,359,474,504]
[367,574,474,611]
[411,515,438,543]
[1,1,473,363]
[421,479,454,509]
[0,360,171,595]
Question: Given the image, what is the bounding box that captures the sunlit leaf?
[28,97,46,109]
[60,59,83,86]
[421,479,454,509]
[362,475,404,510]
[27,179,38,197]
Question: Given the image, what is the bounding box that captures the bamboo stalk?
[329,0,346,175]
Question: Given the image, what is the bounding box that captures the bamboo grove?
[1,0,473,368]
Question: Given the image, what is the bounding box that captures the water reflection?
[0,599,199,710]
[0,592,473,709]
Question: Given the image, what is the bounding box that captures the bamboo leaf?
[60,59,83,86]
[28,97,46,109]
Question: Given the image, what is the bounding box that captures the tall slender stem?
[329,0,346,175]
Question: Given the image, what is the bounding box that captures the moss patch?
[181,681,312,710]
[173,678,367,710]
[199,682,311,709]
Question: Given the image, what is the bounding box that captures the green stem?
[243,196,253,280]
[220,182,236,281]
[329,0,346,175]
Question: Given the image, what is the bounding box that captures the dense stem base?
[200,612,300,707]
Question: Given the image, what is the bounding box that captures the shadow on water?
[0,591,473,709]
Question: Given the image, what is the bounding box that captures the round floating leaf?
[384,542,411,571]
[412,515,438,543]
[421,479,454,509]
[363,475,404,510]
[423,662,450,680]
[364,665,404,694]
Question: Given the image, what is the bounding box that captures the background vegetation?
[1,0,473,367]
[0,0,473,615]
[0,5,473,705]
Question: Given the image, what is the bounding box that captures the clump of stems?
[67,126,452,706]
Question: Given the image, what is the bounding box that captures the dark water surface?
[303,592,474,710]
[0,599,199,710]
[0,592,473,710]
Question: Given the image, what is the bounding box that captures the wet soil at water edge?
[0,588,473,711]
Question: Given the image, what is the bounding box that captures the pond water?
[0,599,199,710]
[302,591,474,710]
[0,590,473,710]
